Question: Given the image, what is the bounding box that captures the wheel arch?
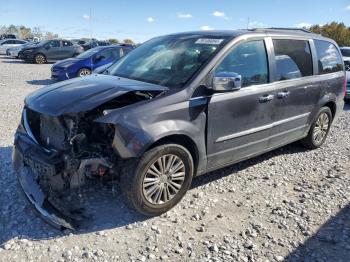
[322,101,336,120]
[146,134,200,175]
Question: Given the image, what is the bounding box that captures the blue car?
[51,45,133,81]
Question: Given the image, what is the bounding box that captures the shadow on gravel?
[192,141,308,189]
[1,60,27,64]
[0,145,147,246]
[26,79,55,86]
[285,203,350,262]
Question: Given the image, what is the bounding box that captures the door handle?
[277,91,290,99]
[259,94,274,103]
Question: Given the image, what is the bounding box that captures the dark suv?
[21,39,84,64]
[13,29,345,229]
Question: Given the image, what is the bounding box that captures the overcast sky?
[1,0,350,42]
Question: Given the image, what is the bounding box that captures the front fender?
[94,93,208,167]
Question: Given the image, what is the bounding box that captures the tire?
[34,53,46,64]
[120,144,194,216]
[77,68,91,77]
[301,107,332,149]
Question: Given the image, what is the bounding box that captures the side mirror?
[212,72,242,92]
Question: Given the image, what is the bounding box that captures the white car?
[7,41,40,58]
[341,48,350,100]
[0,39,27,55]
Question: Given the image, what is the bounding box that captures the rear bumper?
[13,132,76,230]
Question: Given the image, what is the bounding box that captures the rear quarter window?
[315,40,343,74]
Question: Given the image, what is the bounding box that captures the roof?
[167,28,329,41]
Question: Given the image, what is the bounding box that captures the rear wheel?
[34,53,46,64]
[77,68,91,77]
[120,144,194,216]
[301,107,332,149]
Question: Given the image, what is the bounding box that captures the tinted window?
[315,40,343,74]
[215,40,268,87]
[340,49,350,57]
[99,49,114,60]
[62,40,73,46]
[273,39,313,81]
[47,40,60,48]
[111,48,121,59]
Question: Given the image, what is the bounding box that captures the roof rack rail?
[250,27,313,34]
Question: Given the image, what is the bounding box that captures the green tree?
[123,38,134,44]
[108,38,119,44]
[309,22,350,46]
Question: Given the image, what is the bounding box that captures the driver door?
[45,40,61,60]
[207,39,276,168]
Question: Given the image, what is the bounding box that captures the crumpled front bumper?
[13,133,76,230]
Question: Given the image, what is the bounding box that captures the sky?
[1,0,350,42]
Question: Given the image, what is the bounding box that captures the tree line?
[308,22,350,46]
[0,24,135,44]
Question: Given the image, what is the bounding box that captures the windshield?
[76,47,103,59]
[107,34,229,88]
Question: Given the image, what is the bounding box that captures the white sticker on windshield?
[195,38,224,45]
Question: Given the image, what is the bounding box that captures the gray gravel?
[0,55,350,262]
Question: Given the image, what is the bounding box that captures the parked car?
[82,40,110,51]
[0,34,16,40]
[13,29,345,229]
[7,41,40,58]
[0,39,27,54]
[21,39,84,64]
[71,39,87,46]
[340,47,350,101]
[51,45,133,81]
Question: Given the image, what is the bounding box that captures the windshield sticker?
[195,38,224,45]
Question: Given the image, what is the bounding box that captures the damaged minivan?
[13,29,345,229]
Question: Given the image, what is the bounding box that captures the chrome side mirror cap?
[212,72,242,92]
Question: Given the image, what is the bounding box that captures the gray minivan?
[13,29,345,229]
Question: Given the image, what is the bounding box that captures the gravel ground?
[0,55,349,262]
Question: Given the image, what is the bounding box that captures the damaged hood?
[25,74,168,116]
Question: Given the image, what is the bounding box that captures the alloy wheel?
[142,154,185,205]
[313,112,330,144]
[79,69,91,77]
[35,54,45,64]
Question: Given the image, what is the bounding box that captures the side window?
[47,40,60,48]
[315,40,343,74]
[111,48,121,59]
[215,40,268,87]
[273,39,313,81]
[62,40,73,47]
[99,49,113,60]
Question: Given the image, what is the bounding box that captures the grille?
[25,108,67,150]
[39,114,66,150]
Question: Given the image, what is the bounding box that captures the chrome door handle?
[277,91,290,99]
[259,94,274,103]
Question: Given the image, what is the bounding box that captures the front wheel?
[301,107,332,149]
[77,68,91,77]
[121,144,194,216]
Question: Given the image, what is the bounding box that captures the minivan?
[13,29,345,229]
